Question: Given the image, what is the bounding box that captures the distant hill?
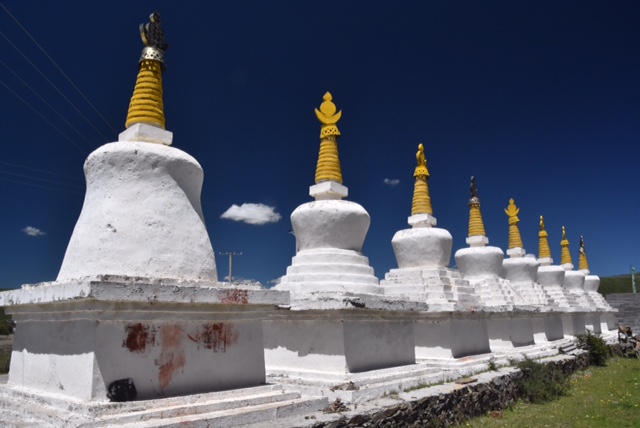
[600,274,637,296]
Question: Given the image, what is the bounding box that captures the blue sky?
[1,1,638,289]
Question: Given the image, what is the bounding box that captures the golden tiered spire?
[504,198,523,249]
[578,235,590,271]
[314,92,343,183]
[411,144,433,215]
[125,13,168,133]
[538,215,552,259]
[467,176,486,237]
[560,226,573,265]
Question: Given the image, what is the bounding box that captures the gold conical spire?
[560,226,573,266]
[314,92,343,183]
[467,176,486,237]
[578,235,590,271]
[538,215,552,259]
[411,144,433,215]
[504,198,523,249]
[125,13,168,133]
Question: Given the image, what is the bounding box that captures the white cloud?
[221,203,282,225]
[384,178,400,186]
[23,226,45,237]
[267,277,282,288]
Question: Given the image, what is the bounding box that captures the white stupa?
[499,198,549,305]
[0,15,294,422]
[535,216,571,308]
[275,93,381,299]
[454,177,525,307]
[559,227,592,310]
[578,236,613,311]
[381,144,478,309]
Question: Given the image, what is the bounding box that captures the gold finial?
[411,144,433,215]
[314,92,343,183]
[578,235,590,271]
[538,215,551,259]
[560,226,573,266]
[504,198,523,249]
[125,12,169,133]
[467,176,486,237]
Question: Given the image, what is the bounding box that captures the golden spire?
[504,198,523,249]
[411,144,433,215]
[125,13,168,132]
[560,226,573,266]
[314,92,343,183]
[578,235,590,271]
[538,215,552,259]
[467,176,486,237]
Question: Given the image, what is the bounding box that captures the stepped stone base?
[276,248,381,296]
[0,382,326,428]
[380,267,480,309]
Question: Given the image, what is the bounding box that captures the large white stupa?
[454,177,525,307]
[500,198,549,305]
[275,93,381,299]
[381,144,478,309]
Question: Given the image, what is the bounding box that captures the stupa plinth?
[381,144,478,309]
[275,92,381,299]
[0,16,304,425]
[454,178,522,308]
[499,199,549,305]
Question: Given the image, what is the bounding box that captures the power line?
[0,3,118,135]
[0,161,83,181]
[0,170,84,190]
[0,30,111,143]
[1,60,97,151]
[0,177,82,195]
[0,79,89,154]
[0,4,117,135]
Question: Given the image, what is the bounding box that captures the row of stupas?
[0,13,616,427]
[275,91,611,315]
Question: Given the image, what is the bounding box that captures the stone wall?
[606,293,640,333]
[311,354,589,428]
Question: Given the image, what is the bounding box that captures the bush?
[576,330,609,366]
[517,358,569,403]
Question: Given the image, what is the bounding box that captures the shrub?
[516,358,569,403]
[576,330,609,366]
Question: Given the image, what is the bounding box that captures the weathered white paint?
[57,141,217,282]
[2,280,287,401]
[118,122,173,145]
[414,316,491,360]
[501,256,549,305]
[391,227,452,269]
[263,316,415,376]
[455,246,504,279]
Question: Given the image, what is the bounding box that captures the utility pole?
[632,266,637,294]
[219,252,242,285]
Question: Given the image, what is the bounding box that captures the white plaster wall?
[563,271,585,291]
[57,142,217,281]
[583,275,600,292]
[414,321,454,359]
[536,265,565,287]
[561,313,586,336]
[391,227,452,269]
[454,246,504,279]
[343,321,415,372]
[449,318,491,358]
[291,200,370,252]
[543,315,565,341]
[501,257,538,282]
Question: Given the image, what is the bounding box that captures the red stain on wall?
[123,323,156,353]
[220,289,249,305]
[186,323,240,352]
[157,325,186,391]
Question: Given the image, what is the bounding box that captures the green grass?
[465,357,640,427]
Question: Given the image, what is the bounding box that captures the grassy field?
[466,357,640,428]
